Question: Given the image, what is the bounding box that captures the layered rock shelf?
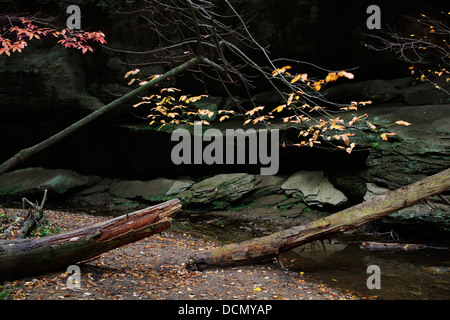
[1,166,448,231]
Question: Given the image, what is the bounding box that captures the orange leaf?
[381,132,397,141]
[341,134,350,146]
[272,65,291,77]
[124,69,140,79]
[338,71,354,80]
[366,121,377,131]
[291,73,308,84]
[395,120,412,126]
[325,72,339,83]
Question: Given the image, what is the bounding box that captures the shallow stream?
[170,211,450,300]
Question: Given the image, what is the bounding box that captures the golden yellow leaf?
[272,65,292,77]
[287,94,294,106]
[148,74,162,81]
[133,101,151,108]
[359,100,372,106]
[198,109,214,118]
[380,132,397,141]
[325,72,339,83]
[309,106,322,113]
[272,104,286,113]
[160,87,181,93]
[218,110,236,114]
[253,116,265,124]
[291,73,308,84]
[124,69,140,79]
[291,74,301,84]
[330,124,345,130]
[346,142,356,154]
[245,106,264,116]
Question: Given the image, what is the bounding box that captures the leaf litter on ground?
[0,209,362,300]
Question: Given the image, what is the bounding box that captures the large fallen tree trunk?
[186,169,450,271]
[0,198,181,281]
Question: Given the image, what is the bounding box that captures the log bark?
[0,198,181,281]
[186,168,450,271]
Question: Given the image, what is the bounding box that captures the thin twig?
[438,193,450,206]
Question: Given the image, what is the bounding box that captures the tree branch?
[0,57,202,175]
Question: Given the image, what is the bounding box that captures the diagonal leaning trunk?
[186,169,450,271]
[0,199,181,281]
[0,57,201,176]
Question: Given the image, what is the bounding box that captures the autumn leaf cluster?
[0,17,106,56]
[127,64,412,153]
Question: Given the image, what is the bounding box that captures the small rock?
[363,183,390,201]
[165,180,194,196]
[281,171,347,207]
[183,173,256,207]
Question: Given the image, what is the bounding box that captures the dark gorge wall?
[0,0,447,182]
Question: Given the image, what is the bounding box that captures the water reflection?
[280,237,450,299]
[171,212,450,300]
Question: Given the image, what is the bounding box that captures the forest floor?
[0,209,362,300]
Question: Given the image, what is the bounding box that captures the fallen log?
[0,190,47,240]
[17,189,48,239]
[186,169,450,271]
[359,241,448,251]
[0,198,182,281]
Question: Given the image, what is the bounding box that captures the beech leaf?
[395,120,412,126]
